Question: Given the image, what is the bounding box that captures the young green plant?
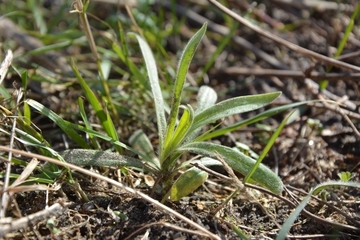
[127,22,283,202]
[26,23,284,202]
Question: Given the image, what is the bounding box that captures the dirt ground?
[1,0,360,239]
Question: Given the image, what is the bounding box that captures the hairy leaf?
[180,142,283,194]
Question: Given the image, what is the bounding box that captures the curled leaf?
[169,167,208,201]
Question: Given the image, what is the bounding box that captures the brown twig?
[304,78,357,111]
[304,78,360,122]
[317,93,360,139]
[269,0,354,12]
[236,1,284,29]
[212,67,360,81]
[123,221,211,240]
[0,203,65,238]
[208,0,360,73]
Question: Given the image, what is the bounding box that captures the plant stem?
[72,0,119,123]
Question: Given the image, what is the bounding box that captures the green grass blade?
[78,97,100,149]
[165,23,207,147]
[321,4,360,89]
[197,101,311,141]
[71,58,121,153]
[23,101,31,125]
[0,172,54,185]
[26,99,90,149]
[15,119,53,157]
[13,127,70,175]
[231,224,250,240]
[191,92,281,133]
[21,70,28,91]
[28,0,47,34]
[112,42,148,88]
[244,110,295,184]
[0,85,12,100]
[16,112,153,172]
[70,123,153,164]
[276,181,360,240]
[128,33,167,151]
[24,41,72,56]
[47,2,68,31]
[180,142,283,194]
[334,4,360,59]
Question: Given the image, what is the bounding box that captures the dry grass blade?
[0,158,57,195]
[0,49,13,219]
[0,146,221,240]
[8,158,39,188]
[0,50,12,85]
[0,80,23,218]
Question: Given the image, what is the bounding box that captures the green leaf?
[128,33,167,151]
[170,105,194,147]
[244,110,296,184]
[26,99,90,149]
[129,129,160,170]
[179,142,283,194]
[71,59,121,152]
[59,149,144,169]
[185,86,218,142]
[164,22,207,149]
[195,86,218,113]
[169,166,208,201]
[162,104,194,161]
[277,181,360,240]
[197,100,311,141]
[191,92,281,134]
[337,171,353,181]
